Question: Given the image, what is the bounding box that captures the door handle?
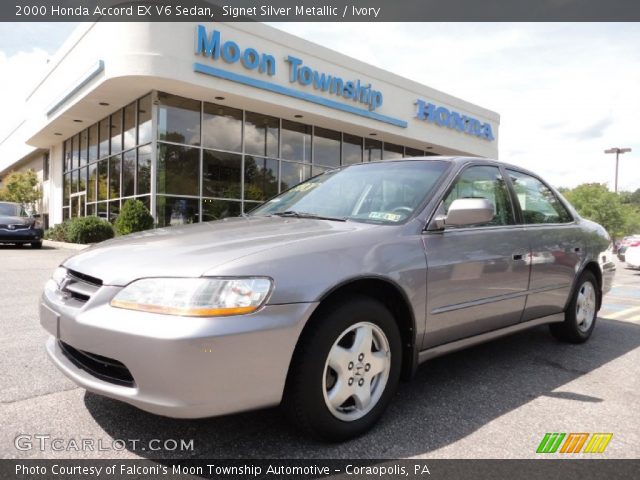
[512,253,525,261]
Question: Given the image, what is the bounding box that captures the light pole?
[604,147,631,193]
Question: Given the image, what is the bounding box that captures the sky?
[1,22,638,191]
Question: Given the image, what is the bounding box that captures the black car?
[0,202,44,248]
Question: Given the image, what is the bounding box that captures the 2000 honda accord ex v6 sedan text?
[41,157,615,441]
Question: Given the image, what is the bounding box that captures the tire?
[283,295,402,441]
[31,241,43,249]
[549,271,598,343]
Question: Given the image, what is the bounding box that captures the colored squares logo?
[536,433,613,454]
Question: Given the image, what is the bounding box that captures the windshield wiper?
[272,211,347,222]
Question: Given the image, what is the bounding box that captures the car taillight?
[630,241,640,247]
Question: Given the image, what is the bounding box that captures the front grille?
[59,341,135,387]
[61,269,102,303]
[0,224,30,230]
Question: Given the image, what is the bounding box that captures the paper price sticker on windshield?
[369,212,402,222]
[291,183,318,193]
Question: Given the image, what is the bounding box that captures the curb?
[43,240,90,251]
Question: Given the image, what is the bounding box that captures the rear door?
[505,169,583,321]
[422,164,530,348]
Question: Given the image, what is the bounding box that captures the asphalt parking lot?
[1,245,639,460]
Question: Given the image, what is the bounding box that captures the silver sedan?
[40,157,615,441]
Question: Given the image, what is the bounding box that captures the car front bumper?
[0,227,43,243]
[40,281,318,418]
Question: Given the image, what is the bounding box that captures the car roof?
[0,201,20,206]
[360,156,544,179]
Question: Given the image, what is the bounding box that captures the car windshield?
[250,160,449,224]
[0,203,24,217]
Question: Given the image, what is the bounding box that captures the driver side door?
[422,164,531,348]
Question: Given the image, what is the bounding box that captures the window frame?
[427,162,519,232]
[504,167,576,226]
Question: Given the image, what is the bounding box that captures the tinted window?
[202,103,242,152]
[156,196,199,227]
[313,127,341,168]
[280,161,311,191]
[98,118,110,159]
[88,124,98,162]
[157,93,200,145]
[122,149,136,197]
[443,165,515,227]
[157,144,200,196]
[137,94,152,145]
[123,102,136,151]
[202,198,241,221]
[79,129,88,167]
[244,156,278,201]
[343,134,363,165]
[202,150,242,198]
[245,112,278,157]
[364,138,382,162]
[109,155,121,199]
[110,111,122,154]
[383,142,403,160]
[137,145,152,195]
[281,120,311,162]
[507,170,572,224]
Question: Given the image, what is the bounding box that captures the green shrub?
[114,199,154,236]
[44,220,71,242]
[66,216,114,244]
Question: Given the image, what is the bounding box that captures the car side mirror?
[433,198,495,229]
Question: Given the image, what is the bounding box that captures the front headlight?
[110,277,273,317]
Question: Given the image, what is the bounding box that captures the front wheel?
[283,296,401,441]
[549,271,598,343]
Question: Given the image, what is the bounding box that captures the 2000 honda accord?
[41,157,614,440]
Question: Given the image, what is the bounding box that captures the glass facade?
[61,91,439,227]
[62,93,152,221]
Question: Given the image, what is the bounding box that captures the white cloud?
[271,23,640,192]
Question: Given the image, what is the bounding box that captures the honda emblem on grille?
[8,225,16,230]
[58,277,72,298]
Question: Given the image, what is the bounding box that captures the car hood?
[0,215,30,225]
[62,216,373,286]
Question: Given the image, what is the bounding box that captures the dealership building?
[0,22,499,228]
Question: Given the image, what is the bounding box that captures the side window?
[443,165,515,227]
[507,170,572,224]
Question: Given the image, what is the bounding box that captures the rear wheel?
[284,296,401,441]
[549,271,598,343]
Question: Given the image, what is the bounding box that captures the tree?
[114,199,154,235]
[0,170,41,212]
[563,183,629,239]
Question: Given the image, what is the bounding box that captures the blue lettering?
[260,54,276,76]
[299,66,313,86]
[221,41,240,63]
[330,77,344,95]
[370,91,383,111]
[197,25,276,75]
[286,55,302,82]
[313,71,332,91]
[343,81,356,99]
[435,107,450,127]
[242,48,260,70]
[196,25,220,58]
[415,98,494,141]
